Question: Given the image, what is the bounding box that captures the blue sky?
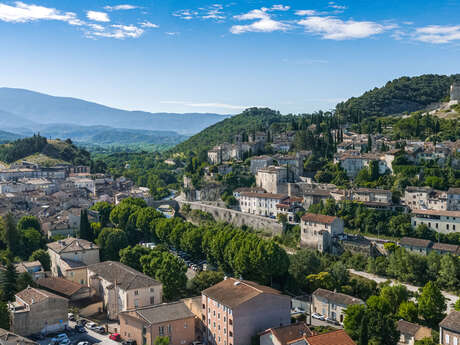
[0,0,459,115]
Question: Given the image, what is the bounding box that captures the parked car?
[122,340,137,345]
[77,320,87,326]
[77,341,90,345]
[55,334,69,342]
[75,325,86,333]
[311,313,325,321]
[85,322,97,330]
[94,326,105,334]
[109,334,121,341]
[68,313,76,321]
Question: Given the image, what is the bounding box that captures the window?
[203,304,205,309]
[150,296,155,304]
[159,327,164,336]
[453,337,458,345]
[184,322,187,328]
[229,331,233,337]
[150,287,154,293]
[134,290,139,296]
[446,334,450,344]
[229,319,232,325]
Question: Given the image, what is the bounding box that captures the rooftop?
[47,237,98,254]
[399,237,433,248]
[37,277,87,298]
[240,192,288,200]
[440,311,460,333]
[432,242,460,254]
[121,301,194,325]
[261,323,313,345]
[397,320,423,336]
[301,213,338,225]
[412,209,460,217]
[300,329,356,345]
[15,287,67,305]
[203,278,284,309]
[312,288,363,306]
[0,328,37,345]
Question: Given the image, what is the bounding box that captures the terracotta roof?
[301,213,338,225]
[233,187,266,193]
[15,287,68,305]
[312,289,363,306]
[406,187,432,193]
[432,242,460,254]
[412,209,460,217]
[203,278,284,309]
[121,301,194,325]
[263,323,313,345]
[303,330,356,345]
[303,190,331,197]
[399,237,433,248]
[47,237,98,254]
[440,311,460,333]
[88,261,161,291]
[37,277,87,298]
[0,328,37,345]
[240,192,288,200]
[397,320,423,336]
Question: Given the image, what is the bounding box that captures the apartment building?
[202,278,291,345]
[239,192,288,217]
[411,209,460,234]
[300,213,344,252]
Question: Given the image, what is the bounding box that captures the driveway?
[350,269,459,313]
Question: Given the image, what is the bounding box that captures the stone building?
[440,311,460,345]
[87,261,163,320]
[9,287,68,336]
[256,166,288,194]
[403,186,447,211]
[411,209,460,234]
[450,81,460,103]
[259,323,313,345]
[447,188,460,211]
[397,320,432,345]
[119,301,196,345]
[300,213,344,252]
[239,192,288,217]
[250,156,274,174]
[202,278,291,345]
[311,288,364,324]
[0,329,38,345]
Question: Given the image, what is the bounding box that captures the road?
[350,269,459,313]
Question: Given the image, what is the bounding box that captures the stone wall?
[178,201,283,235]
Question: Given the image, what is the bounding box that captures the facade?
[447,188,460,211]
[336,154,389,178]
[403,187,447,211]
[351,188,392,204]
[440,311,460,345]
[14,261,45,281]
[47,237,100,283]
[87,261,163,320]
[250,156,274,174]
[398,237,433,256]
[451,81,460,103]
[397,320,432,345]
[259,323,313,345]
[311,289,364,324]
[0,329,38,345]
[119,301,196,345]
[202,278,291,345]
[233,187,266,201]
[9,287,68,336]
[411,209,460,234]
[239,192,288,217]
[256,166,288,194]
[300,213,344,252]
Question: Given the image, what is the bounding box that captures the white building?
[256,166,288,194]
[447,188,460,211]
[239,192,288,217]
[403,187,447,211]
[300,213,344,252]
[250,156,274,174]
[411,209,460,234]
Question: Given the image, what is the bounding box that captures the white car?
[311,313,325,321]
[85,322,97,330]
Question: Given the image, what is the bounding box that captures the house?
[87,261,163,320]
[202,278,291,345]
[47,237,100,285]
[250,156,274,174]
[260,323,313,345]
[439,311,460,345]
[411,209,460,234]
[432,242,460,256]
[311,289,364,324]
[14,261,45,281]
[275,197,304,223]
[256,166,288,194]
[232,187,266,201]
[302,190,332,209]
[336,154,389,178]
[293,329,356,345]
[397,320,432,345]
[447,188,460,211]
[300,213,344,253]
[119,301,196,345]
[0,328,37,345]
[239,192,288,217]
[398,237,433,256]
[403,187,447,211]
[9,287,68,336]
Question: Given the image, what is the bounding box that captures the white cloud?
[140,21,159,28]
[173,9,198,20]
[0,1,80,24]
[160,101,249,110]
[270,5,290,11]
[104,4,137,11]
[414,25,460,44]
[87,24,144,39]
[328,2,347,10]
[298,16,390,40]
[295,10,316,16]
[202,4,225,20]
[230,6,290,34]
[86,10,110,22]
[165,31,179,36]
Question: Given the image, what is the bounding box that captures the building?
[119,301,196,345]
[397,320,432,345]
[259,323,313,345]
[432,242,460,256]
[302,190,332,209]
[411,209,460,234]
[398,237,433,256]
[300,213,344,252]
[450,81,460,103]
[283,329,356,345]
[239,192,288,217]
[232,187,266,201]
[447,188,460,211]
[440,311,460,345]
[14,261,45,281]
[256,166,288,194]
[336,154,389,179]
[403,187,447,211]
[47,237,100,284]
[9,287,68,336]
[202,278,291,345]
[250,156,274,174]
[351,188,392,204]
[87,261,163,320]
[0,329,37,345]
[311,289,364,324]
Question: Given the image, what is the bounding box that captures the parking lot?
[36,321,120,345]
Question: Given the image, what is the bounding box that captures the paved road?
[350,269,459,313]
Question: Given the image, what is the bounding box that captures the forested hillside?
[336,74,460,122]
[0,135,90,165]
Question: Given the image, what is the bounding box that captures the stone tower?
[450,81,460,102]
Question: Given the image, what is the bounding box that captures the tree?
[188,271,224,295]
[359,314,369,345]
[96,228,129,261]
[120,245,152,272]
[0,302,9,330]
[380,285,409,314]
[17,272,36,291]
[1,261,18,301]
[366,295,399,345]
[344,304,367,341]
[398,301,418,323]
[17,215,41,232]
[91,202,114,227]
[437,254,459,291]
[0,213,20,255]
[153,336,170,345]
[455,299,460,311]
[22,228,43,258]
[29,249,51,271]
[417,281,446,327]
[287,249,322,293]
[79,210,93,241]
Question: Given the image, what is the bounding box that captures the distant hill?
[173,108,286,153]
[335,74,460,122]
[0,135,90,165]
[0,88,230,135]
[0,130,22,144]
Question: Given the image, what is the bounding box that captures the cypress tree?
[359,314,369,345]
[79,210,92,241]
[1,261,18,301]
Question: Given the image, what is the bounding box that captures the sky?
[0,0,459,115]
